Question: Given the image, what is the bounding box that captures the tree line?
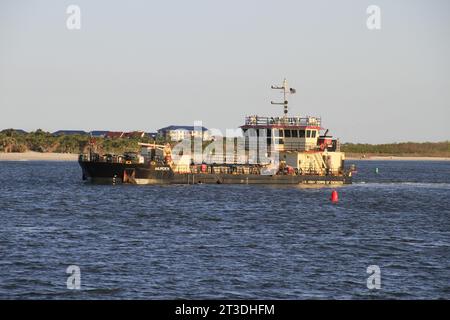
[341,141,450,157]
[0,129,157,154]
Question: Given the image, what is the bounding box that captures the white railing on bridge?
[244,116,321,127]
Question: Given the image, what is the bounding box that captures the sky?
[0,0,449,143]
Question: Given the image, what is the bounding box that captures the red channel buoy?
[331,190,339,203]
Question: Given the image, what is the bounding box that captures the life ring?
[125,160,131,164]
[150,160,156,165]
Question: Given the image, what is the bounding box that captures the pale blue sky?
[1,0,449,143]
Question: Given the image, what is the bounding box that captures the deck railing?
[78,153,149,164]
[244,116,321,127]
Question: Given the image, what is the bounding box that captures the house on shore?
[105,131,124,139]
[123,131,145,139]
[90,130,109,138]
[146,132,158,139]
[103,131,146,139]
[157,125,211,141]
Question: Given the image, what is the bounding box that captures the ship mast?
[271,78,296,116]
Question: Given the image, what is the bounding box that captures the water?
[0,160,449,299]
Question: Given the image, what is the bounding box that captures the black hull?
[79,161,352,185]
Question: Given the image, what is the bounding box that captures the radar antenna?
[271,78,296,115]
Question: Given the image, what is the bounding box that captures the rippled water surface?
[0,160,449,299]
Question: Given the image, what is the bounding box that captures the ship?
[79,79,353,185]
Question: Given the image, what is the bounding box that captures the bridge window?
[285,130,291,137]
[299,130,305,138]
[267,129,271,137]
[292,130,298,137]
[273,129,281,137]
[306,130,311,138]
[312,130,317,138]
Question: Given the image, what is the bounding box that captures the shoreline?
[1,152,450,162]
[0,152,78,161]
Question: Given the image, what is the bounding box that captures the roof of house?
[52,130,88,136]
[105,131,124,138]
[123,131,145,138]
[90,130,109,136]
[158,125,208,132]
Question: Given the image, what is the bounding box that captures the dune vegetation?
[0,129,156,155]
[341,141,450,158]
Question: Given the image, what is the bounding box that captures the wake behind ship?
[79,79,353,185]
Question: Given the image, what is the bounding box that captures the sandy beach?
[0,152,78,161]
